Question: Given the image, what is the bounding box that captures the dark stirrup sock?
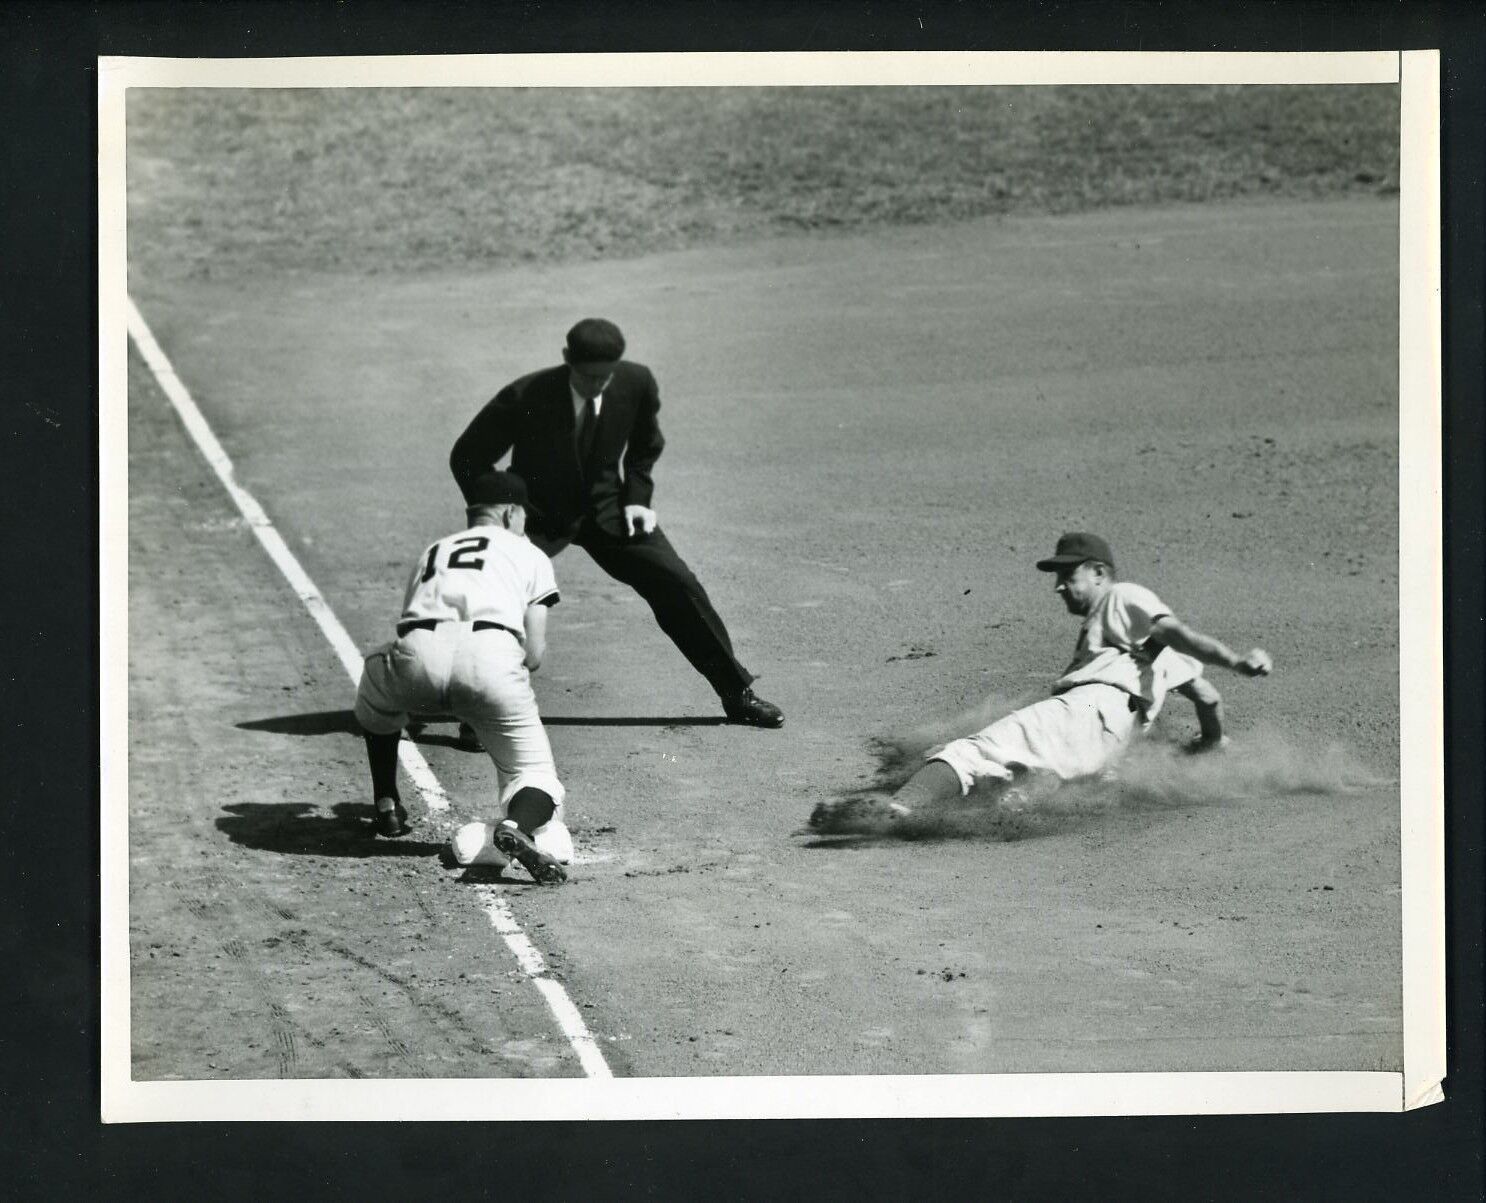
[505,786,557,835]
[362,730,403,803]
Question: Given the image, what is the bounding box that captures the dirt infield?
[126,194,1401,1078]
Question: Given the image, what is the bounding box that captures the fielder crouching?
[353,470,572,884]
[811,532,1273,832]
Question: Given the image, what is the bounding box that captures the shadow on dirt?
[543,715,728,727]
[237,709,362,736]
[216,801,445,858]
[452,863,532,886]
[236,710,727,747]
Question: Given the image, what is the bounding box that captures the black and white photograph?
[100,51,1443,1120]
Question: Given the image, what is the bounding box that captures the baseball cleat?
[457,722,484,752]
[492,820,568,885]
[997,785,1034,812]
[808,794,912,833]
[722,688,785,728]
[1183,734,1232,755]
[373,798,411,837]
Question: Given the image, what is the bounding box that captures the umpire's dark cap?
[465,470,529,507]
[1036,532,1115,572]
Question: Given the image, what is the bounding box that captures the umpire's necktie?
[576,396,598,467]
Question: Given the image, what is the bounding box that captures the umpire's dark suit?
[450,361,756,701]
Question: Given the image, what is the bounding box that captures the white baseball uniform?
[928,581,1204,794]
[354,523,572,861]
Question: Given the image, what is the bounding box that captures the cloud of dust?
[1088,725,1392,811]
[814,716,1390,845]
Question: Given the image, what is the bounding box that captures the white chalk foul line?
[475,885,613,1078]
[126,295,612,1080]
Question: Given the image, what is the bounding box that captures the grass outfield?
[127,85,1398,280]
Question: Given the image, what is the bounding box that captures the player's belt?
[472,621,519,637]
[396,618,519,638]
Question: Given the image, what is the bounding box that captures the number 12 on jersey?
[421,535,490,582]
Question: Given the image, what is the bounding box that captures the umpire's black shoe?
[722,688,785,728]
[373,798,411,837]
[491,820,568,885]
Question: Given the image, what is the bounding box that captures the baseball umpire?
[811,532,1272,830]
[353,470,572,884]
[449,318,784,729]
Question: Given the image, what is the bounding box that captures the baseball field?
[121,84,1403,1085]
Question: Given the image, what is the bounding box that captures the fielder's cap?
[565,317,625,365]
[1036,532,1115,572]
[465,469,529,507]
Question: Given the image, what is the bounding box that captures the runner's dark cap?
[466,470,529,507]
[1036,532,1115,572]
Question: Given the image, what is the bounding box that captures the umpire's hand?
[624,504,658,538]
